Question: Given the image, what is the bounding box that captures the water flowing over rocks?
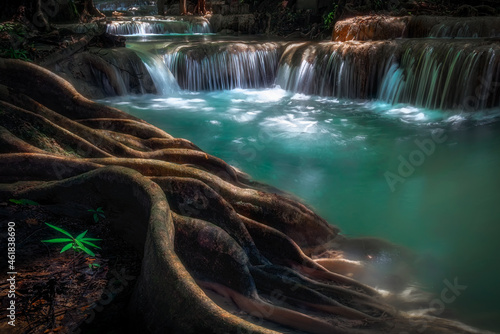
[106,16,211,35]
[44,21,500,110]
[163,41,283,90]
[110,37,499,110]
[0,58,491,334]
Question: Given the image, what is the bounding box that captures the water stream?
[98,28,500,332]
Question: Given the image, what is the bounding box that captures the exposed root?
[76,118,172,139]
[0,126,47,154]
[0,59,486,334]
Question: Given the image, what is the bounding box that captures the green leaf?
[88,209,94,212]
[42,238,73,243]
[97,207,104,213]
[76,230,88,240]
[93,213,98,222]
[81,237,101,241]
[79,244,95,257]
[45,223,73,238]
[74,239,84,248]
[9,198,39,205]
[60,243,73,253]
[81,240,101,249]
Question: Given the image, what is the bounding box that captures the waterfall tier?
[150,38,500,110]
[380,39,500,110]
[276,41,399,99]
[69,35,500,111]
[162,42,283,91]
[106,17,211,35]
[277,39,500,110]
[411,16,500,39]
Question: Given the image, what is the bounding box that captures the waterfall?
[429,22,478,38]
[276,42,399,99]
[275,39,500,110]
[106,19,211,35]
[128,44,180,96]
[120,37,500,111]
[141,56,180,96]
[424,17,500,38]
[163,42,282,91]
[379,40,500,110]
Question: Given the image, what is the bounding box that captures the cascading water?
[93,24,500,331]
[162,42,282,90]
[379,39,500,110]
[424,16,500,38]
[106,18,211,35]
[275,41,399,99]
[128,45,180,96]
[127,37,500,111]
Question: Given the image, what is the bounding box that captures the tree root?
[0,59,487,334]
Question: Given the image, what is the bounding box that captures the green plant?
[42,223,101,257]
[9,198,39,205]
[88,207,105,222]
[323,6,337,29]
[89,263,101,270]
[0,22,17,34]
[0,22,26,36]
[0,47,31,61]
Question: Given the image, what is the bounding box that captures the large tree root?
[0,59,488,334]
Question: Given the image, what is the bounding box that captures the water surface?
[100,78,500,333]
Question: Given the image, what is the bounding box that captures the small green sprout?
[0,22,23,35]
[88,207,105,223]
[0,47,31,61]
[42,223,101,257]
[89,263,101,270]
[9,198,39,205]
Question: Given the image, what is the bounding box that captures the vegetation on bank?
[268,0,500,38]
[152,0,500,36]
[0,1,127,64]
[0,0,499,54]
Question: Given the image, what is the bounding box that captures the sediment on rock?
[333,15,500,41]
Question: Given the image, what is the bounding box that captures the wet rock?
[334,14,500,41]
[51,47,156,98]
[332,15,410,41]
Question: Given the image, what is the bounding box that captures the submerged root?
[0,59,486,334]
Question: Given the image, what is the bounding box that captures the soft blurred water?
[100,88,500,331]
